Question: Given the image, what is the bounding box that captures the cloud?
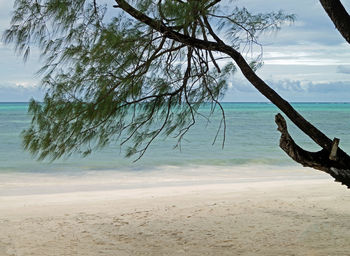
[337,66,350,74]
[263,43,350,66]
[1,0,350,102]
[223,78,350,102]
[0,83,43,102]
[306,81,350,93]
[276,80,350,102]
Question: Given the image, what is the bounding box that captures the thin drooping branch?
[113,1,350,187]
[319,0,350,44]
[114,0,334,152]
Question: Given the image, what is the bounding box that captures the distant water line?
[0,102,349,174]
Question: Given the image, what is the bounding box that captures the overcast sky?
[1,0,350,102]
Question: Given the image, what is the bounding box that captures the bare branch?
[320,0,350,44]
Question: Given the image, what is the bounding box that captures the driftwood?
[275,113,350,188]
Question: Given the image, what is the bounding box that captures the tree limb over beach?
[3,0,350,187]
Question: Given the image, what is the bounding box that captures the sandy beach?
[1,166,350,256]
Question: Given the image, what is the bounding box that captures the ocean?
[1,102,349,174]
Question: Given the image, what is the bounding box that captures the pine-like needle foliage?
[3,0,294,160]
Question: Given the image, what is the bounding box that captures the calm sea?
[1,102,350,174]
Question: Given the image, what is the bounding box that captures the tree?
[319,0,350,44]
[3,0,350,187]
[275,0,350,187]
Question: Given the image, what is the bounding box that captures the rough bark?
[275,114,350,188]
[115,0,350,187]
[319,0,350,44]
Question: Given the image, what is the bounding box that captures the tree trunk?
[319,0,350,44]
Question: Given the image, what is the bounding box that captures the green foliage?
[3,0,293,160]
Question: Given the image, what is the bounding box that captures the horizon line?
[1,101,350,104]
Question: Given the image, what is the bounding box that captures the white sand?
[1,166,350,256]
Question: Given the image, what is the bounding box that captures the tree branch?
[275,113,350,188]
[113,0,350,181]
[114,0,335,152]
[319,0,350,44]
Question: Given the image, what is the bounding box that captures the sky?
[0,0,350,102]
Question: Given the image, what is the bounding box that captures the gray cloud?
[337,65,350,74]
[223,78,350,102]
[307,81,350,93]
[272,80,350,102]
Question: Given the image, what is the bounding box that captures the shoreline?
[0,164,330,196]
[1,166,350,255]
[0,178,332,212]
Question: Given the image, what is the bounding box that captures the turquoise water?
[1,102,350,174]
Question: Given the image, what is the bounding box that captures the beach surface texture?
[1,166,350,256]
